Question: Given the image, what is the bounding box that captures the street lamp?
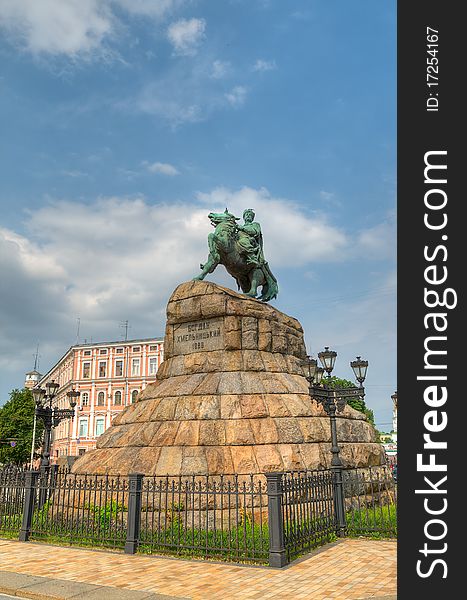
[303,349,369,535]
[31,381,79,470]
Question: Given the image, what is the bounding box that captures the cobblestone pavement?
[0,538,396,599]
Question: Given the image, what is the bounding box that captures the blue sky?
[0,0,396,431]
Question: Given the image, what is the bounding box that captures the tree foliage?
[0,388,43,465]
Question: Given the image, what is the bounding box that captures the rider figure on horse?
[236,209,264,267]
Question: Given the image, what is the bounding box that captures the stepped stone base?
[72,280,384,476]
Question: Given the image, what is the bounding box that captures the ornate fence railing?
[0,466,26,537]
[0,463,397,566]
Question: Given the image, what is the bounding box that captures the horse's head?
[208,209,239,227]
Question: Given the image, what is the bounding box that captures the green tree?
[0,388,43,465]
[323,376,375,426]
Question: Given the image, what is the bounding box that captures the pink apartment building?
[37,338,163,461]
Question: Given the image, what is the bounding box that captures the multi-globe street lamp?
[31,381,80,469]
[303,348,369,534]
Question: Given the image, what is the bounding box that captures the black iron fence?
[0,464,396,566]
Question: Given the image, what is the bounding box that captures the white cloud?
[0,0,115,58]
[167,17,206,56]
[356,214,396,261]
[252,59,276,72]
[126,62,246,125]
[144,161,179,176]
[225,85,247,108]
[210,59,230,79]
[0,0,187,59]
[195,186,348,266]
[112,0,186,19]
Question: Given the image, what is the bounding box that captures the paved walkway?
[0,538,396,599]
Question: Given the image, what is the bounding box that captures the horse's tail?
[260,262,279,301]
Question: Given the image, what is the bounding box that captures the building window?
[78,448,86,456]
[114,390,122,405]
[149,345,157,352]
[81,392,89,407]
[116,347,123,354]
[99,348,108,355]
[97,391,105,406]
[98,361,107,378]
[95,417,105,437]
[149,357,157,375]
[78,418,88,438]
[131,358,140,376]
[132,346,140,352]
[131,390,138,403]
[82,362,91,378]
[84,350,91,356]
[115,360,123,377]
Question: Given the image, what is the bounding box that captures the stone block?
[224,315,240,332]
[152,422,180,446]
[275,418,305,444]
[200,294,227,318]
[219,395,242,419]
[231,446,258,475]
[224,329,242,350]
[181,447,208,475]
[167,296,202,323]
[217,372,244,394]
[151,397,176,421]
[206,447,234,475]
[156,446,183,475]
[242,350,264,372]
[239,372,266,394]
[242,330,258,350]
[271,335,287,353]
[299,417,328,442]
[277,444,302,471]
[260,373,289,394]
[298,443,327,470]
[280,394,313,417]
[174,421,200,446]
[264,395,291,417]
[192,373,221,395]
[129,446,162,475]
[197,396,221,419]
[199,420,226,446]
[258,331,272,352]
[249,417,279,444]
[254,445,284,472]
[239,394,268,418]
[221,350,244,372]
[225,420,255,445]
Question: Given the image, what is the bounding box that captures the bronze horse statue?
[193,209,278,302]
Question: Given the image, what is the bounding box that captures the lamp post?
[32,381,79,469]
[303,349,369,535]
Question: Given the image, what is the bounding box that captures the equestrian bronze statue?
[193,208,278,302]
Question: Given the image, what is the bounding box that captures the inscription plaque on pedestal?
[173,317,224,354]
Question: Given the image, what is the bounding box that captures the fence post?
[19,470,39,542]
[125,473,143,554]
[266,472,287,567]
[332,465,346,536]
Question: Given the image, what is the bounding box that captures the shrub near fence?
[0,466,25,538]
[32,472,129,549]
[0,464,397,567]
[139,474,269,563]
[343,466,397,539]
